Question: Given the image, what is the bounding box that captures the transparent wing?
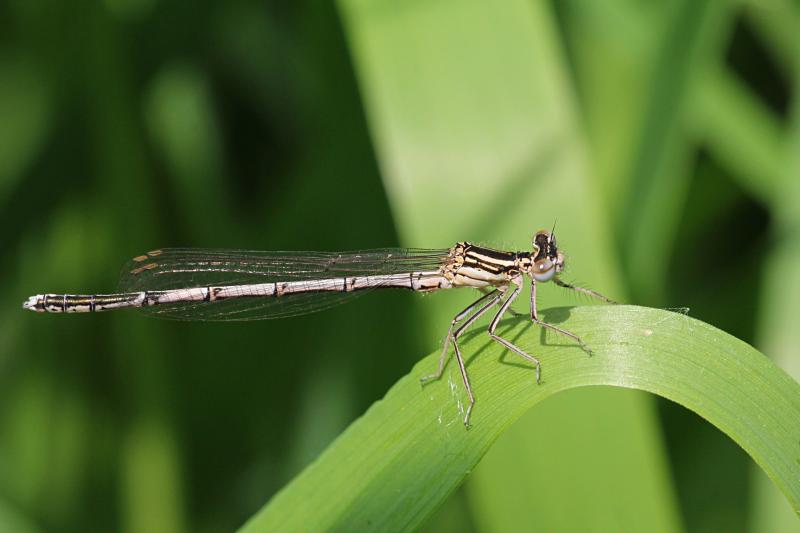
[118,247,449,321]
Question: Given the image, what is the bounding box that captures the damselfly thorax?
[23,230,614,426]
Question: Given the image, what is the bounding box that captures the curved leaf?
[239,305,800,531]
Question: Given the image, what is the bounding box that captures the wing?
[118,247,449,321]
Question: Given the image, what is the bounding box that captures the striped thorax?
[444,230,564,288]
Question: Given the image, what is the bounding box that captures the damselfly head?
[531,230,564,282]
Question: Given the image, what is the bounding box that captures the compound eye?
[532,258,556,282]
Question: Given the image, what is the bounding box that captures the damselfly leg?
[530,277,594,355]
[487,278,542,390]
[420,289,501,385]
[423,278,545,427]
[421,290,507,426]
[449,290,508,427]
[553,277,617,304]
[424,274,614,426]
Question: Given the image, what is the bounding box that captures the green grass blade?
[336,0,678,527]
[238,305,800,532]
[749,51,800,533]
[613,1,736,303]
[690,68,785,205]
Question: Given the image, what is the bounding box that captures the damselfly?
[23,230,613,426]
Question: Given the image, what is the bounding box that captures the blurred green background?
[2,0,798,532]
